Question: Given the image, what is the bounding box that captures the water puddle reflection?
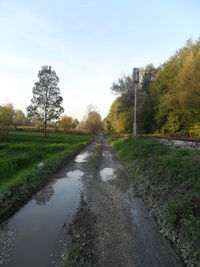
[66,170,84,179]
[102,151,112,158]
[1,171,83,267]
[35,184,54,205]
[100,168,116,182]
[75,152,89,163]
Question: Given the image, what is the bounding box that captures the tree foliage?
[59,115,73,132]
[104,98,132,133]
[111,75,135,107]
[27,66,64,136]
[108,38,200,137]
[85,105,102,134]
[13,109,26,127]
[0,103,15,127]
[151,39,200,135]
[0,103,15,142]
[72,119,79,129]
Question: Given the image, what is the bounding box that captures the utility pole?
[132,68,139,136]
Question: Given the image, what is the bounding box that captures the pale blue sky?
[0,0,200,120]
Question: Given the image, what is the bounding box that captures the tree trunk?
[44,120,47,137]
[44,90,47,137]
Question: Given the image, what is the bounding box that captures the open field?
[109,135,200,265]
[0,131,92,193]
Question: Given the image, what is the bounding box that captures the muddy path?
[0,137,182,266]
[79,137,181,267]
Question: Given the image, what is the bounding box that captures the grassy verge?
[0,131,93,220]
[108,135,200,265]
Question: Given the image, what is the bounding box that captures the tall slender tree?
[27,66,64,137]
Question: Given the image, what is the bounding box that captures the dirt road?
[77,137,181,267]
[0,137,182,266]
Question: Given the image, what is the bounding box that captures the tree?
[85,105,102,134]
[0,103,15,127]
[0,103,15,142]
[103,118,112,132]
[111,75,135,107]
[13,109,26,127]
[59,115,73,132]
[33,117,42,131]
[105,97,133,133]
[27,66,64,137]
[107,38,200,136]
[77,120,86,130]
[139,64,157,133]
[150,38,200,135]
[72,119,79,129]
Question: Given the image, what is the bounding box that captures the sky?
[0,0,200,120]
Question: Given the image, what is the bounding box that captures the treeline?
[105,38,200,136]
[0,103,102,134]
[0,103,78,131]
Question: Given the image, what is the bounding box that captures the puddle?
[75,152,89,163]
[100,168,116,182]
[35,184,54,205]
[1,172,83,267]
[102,151,112,158]
[66,170,84,179]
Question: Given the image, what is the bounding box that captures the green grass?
[110,135,200,260]
[0,131,93,193]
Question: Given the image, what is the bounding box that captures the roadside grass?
[110,135,200,262]
[0,131,93,193]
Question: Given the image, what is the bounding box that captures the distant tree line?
[0,102,79,131]
[105,38,200,137]
[0,101,102,135]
